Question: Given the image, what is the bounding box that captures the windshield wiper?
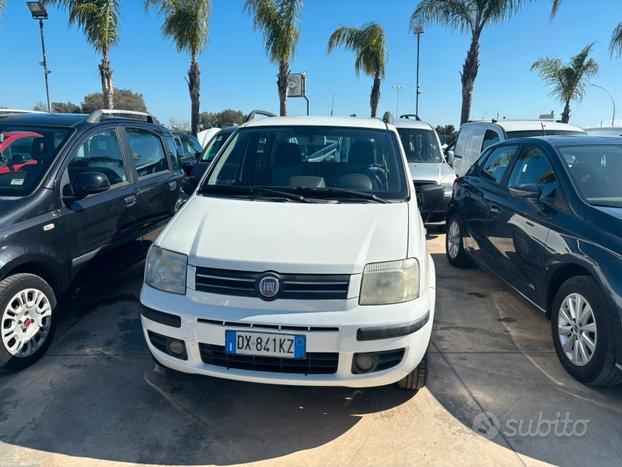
[293,187,390,203]
[198,184,314,203]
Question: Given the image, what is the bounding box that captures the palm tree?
[245,0,303,116]
[531,44,599,123]
[551,1,622,57]
[146,0,211,136]
[327,23,387,118]
[0,0,6,29]
[52,1,120,109]
[412,0,530,124]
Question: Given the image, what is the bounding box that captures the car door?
[122,127,182,240]
[58,125,140,277]
[485,144,564,301]
[460,145,519,265]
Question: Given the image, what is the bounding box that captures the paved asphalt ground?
[1,234,621,466]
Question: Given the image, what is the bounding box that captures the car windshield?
[0,126,72,197]
[179,134,202,158]
[397,128,443,163]
[201,130,231,162]
[200,126,408,202]
[506,129,585,138]
[558,144,622,208]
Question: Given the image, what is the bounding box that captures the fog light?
[353,354,377,373]
[168,339,186,356]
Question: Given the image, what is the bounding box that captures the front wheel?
[551,276,621,386]
[445,214,473,268]
[398,352,428,391]
[0,273,57,371]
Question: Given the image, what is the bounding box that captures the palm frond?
[550,0,563,18]
[148,0,211,56]
[531,43,598,105]
[245,0,303,64]
[411,0,475,33]
[328,23,387,79]
[480,0,532,28]
[610,22,622,57]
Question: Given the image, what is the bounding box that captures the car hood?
[408,162,455,184]
[158,196,409,274]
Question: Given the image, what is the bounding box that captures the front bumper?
[139,284,435,388]
[419,194,451,226]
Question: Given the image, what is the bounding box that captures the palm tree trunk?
[561,100,571,123]
[188,54,201,136]
[460,30,481,124]
[370,74,381,118]
[99,49,114,110]
[277,60,289,117]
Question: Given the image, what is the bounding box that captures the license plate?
[225,330,306,359]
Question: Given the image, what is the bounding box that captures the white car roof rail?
[245,110,277,122]
[86,109,156,124]
[0,109,46,115]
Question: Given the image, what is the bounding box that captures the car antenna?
[541,121,547,136]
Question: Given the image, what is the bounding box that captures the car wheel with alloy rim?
[445,214,472,268]
[0,273,57,371]
[551,276,622,386]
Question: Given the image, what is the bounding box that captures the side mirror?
[446,149,455,166]
[509,183,542,200]
[182,161,194,177]
[181,177,199,196]
[419,184,445,206]
[195,151,202,160]
[72,171,110,199]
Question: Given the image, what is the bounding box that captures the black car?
[171,131,203,175]
[181,125,236,195]
[0,110,183,370]
[446,136,622,386]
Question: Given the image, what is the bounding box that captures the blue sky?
[0,0,620,128]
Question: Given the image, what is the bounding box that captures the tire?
[551,276,622,386]
[445,214,473,268]
[0,273,57,371]
[398,351,428,391]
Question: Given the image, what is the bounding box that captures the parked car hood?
[158,196,409,274]
[408,162,455,184]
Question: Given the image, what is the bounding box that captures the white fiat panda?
[139,113,442,390]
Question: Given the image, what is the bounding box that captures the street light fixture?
[27,1,52,113]
[590,83,616,127]
[393,85,405,117]
[413,25,424,118]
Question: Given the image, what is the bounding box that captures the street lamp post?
[393,85,405,116]
[590,83,616,127]
[413,25,424,118]
[27,1,52,113]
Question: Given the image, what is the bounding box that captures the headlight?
[145,246,188,295]
[359,258,420,305]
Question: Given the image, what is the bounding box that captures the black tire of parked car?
[551,276,622,386]
[445,214,473,268]
[0,273,57,371]
[398,351,427,391]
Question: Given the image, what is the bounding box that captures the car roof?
[0,112,170,133]
[242,115,390,130]
[493,135,621,148]
[463,120,584,132]
[393,118,434,130]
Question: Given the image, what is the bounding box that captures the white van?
[451,120,585,176]
[139,114,442,390]
[585,127,622,137]
[395,115,455,225]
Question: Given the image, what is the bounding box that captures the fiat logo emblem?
[258,275,280,300]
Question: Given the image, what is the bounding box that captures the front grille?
[195,267,350,300]
[199,343,339,375]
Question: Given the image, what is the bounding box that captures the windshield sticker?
[10,178,25,186]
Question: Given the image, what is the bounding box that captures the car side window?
[507,145,565,208]
[67,129,128,187]
[480,145,518,184]
[481,129,501,152]
[126,128,169,178]
[164,136,182,172]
